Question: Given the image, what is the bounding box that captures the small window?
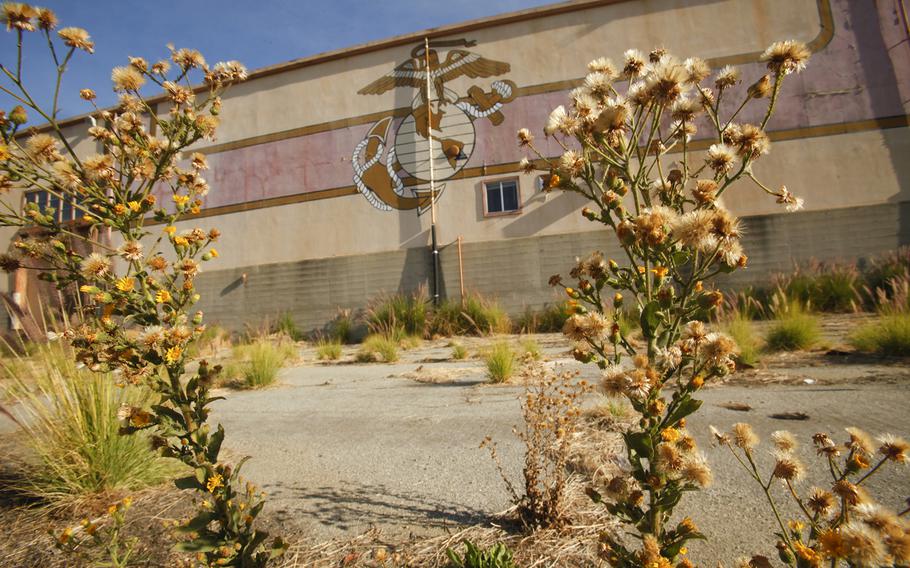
[484,179,520,215]
[24,190,81,223]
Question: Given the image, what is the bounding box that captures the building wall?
[5,0,910,331]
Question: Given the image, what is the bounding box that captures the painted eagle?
[358,46,511,103]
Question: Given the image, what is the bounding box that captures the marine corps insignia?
[352,39,516,213]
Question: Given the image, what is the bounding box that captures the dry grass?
[275,477,618,568]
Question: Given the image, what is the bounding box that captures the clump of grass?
[273,312,304,341]
[776,262,860,313]
[327,308,360,344]
[520,338,542,360]
[722,313,760,366]
[850,313,910,356]
[862,247,910,300]
[484,341,515,383]
[765,302,820,351]
[451,342,468,360]
[235,339,292,388]
[515,303,571,333]
[585,395,633,425]
[7,343,176,501]
[430,293,511,336]
[315,338,342,360]
[184,324,229,359]
[367,288,429,339]
[355,334,399,363]
[399,334,422,350]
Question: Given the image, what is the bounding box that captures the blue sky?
[0,0,554,120]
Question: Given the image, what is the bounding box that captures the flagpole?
[424,37,440,306]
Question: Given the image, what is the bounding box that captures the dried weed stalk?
[483,364,592,529]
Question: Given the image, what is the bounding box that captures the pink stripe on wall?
[201,0,909,210]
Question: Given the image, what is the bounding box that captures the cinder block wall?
[193,201,910,332]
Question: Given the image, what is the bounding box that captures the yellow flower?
[165,345,182,364]
[58,527,73,544]
[173,236,189,246]
[189,205,200,215]
[108,504,118,515]
[0,144,9,161]
[206,473,224,493]
[850,453,870,469]
[794,542,820,564]
[637,266,646,274]
[209,248,219,258]
[679,547,687,555]
[690,375,704,389]
[122,496,133,508]
[660,427,680,443]
[164,226,176,235]
[115,277,135,292]
[113,203,127,215]
[79,285,94,293]
[694,280,703,292]
[652,265,669,279]
[173,194,190,206]
[155,290,171,303]
[127,200,140,212]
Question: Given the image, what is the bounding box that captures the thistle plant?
[713,424,910,567]
[517,42,811,565]
[0,4,285,565]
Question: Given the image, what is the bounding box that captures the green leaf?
[151,405,185,428]
[176,512,215,533]
[640,301,660,339]
[205,424,225,463]
[624,431,653,459]
[174,536,221,552]
[585,486,602,504]
[664,396,703,427]
[174,475,201,490]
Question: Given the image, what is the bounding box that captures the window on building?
[24,190,81,223]
[484,179,520,215]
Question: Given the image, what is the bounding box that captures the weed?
[356,334,399,363]
[239,340,290,388]
[327,308,360,344]
[520,338,542,360]
[765,303,820,351]
[585,395,633,425]
[483,365,592,528]
[451,342,468,360]
[515,303,571,334]
[862,246,910,298]
[850,313,910,356]
[446,541,517,568]
[273,312,304,341]
[315,339,342,360]
[7,343,175,501]
[367,288,429,339]
[722,313,760,366]
[430,294,511,336]
[484,341,515,383]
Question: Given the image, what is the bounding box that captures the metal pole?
[457,235,465,307]
[424,37,440,306]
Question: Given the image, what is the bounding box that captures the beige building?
[4,0,910,331]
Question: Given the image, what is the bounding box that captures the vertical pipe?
[457,235,465,306]
[424,37,440,306]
